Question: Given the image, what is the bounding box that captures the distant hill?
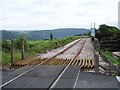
[2,30,19,40]
[1,28,90,40]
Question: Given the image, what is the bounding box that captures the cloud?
[0,0,119,30]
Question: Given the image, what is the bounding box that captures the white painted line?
[73,70,80,88]
[116,76,120,82]
[49,60,73,89]
[0,64,39,88]
[1,38,84,88]
[49,39,86,89]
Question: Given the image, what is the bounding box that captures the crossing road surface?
[2,65,119,89]
[1,38,120,89]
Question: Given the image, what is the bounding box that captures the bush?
[96,24,120,41]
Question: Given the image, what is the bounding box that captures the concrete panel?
[75,72,118,88]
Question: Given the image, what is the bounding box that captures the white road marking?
[116,76,120,82]
[73,70,80,88]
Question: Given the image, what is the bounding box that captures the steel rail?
[48,39,86,89]
[1,38,82,88]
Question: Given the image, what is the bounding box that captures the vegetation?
[95,24,120,68]
[1,28,90,40]
[2,36,81,64]
[95,24,120,51]
[49,33,53,40]
[102,50,120,67]
[96,24,120,41]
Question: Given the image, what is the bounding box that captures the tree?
[2,39,11,52]
[14,35,28,51]
[96,24,120,41]
[49,33,53,40]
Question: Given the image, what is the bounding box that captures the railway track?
[48,38,86,89]
[42,38,94,71]
[1,38,95,88]
[12,38,82,66]
[12,38,94,70]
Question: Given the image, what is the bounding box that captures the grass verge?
[2,36,81,65]
[102,50,120,67]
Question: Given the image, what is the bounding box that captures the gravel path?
[76,38,94,60]
[37,38,95,62]
[37,38,94,61]
[56,38,86,60]
[37,39,81,59]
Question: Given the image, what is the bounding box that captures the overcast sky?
[0,0,119,30]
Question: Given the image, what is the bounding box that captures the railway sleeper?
[91,59,95,68]
[87,59,92,68]
[54,59,60,65]
[55,59,62,65]
[61,61,66,66]
[66,60,70,65]
[78,59,83,67]
[81,59,85,68]
[84,59,88,68]
[76,60,80,66]
[71,59,77,66]
[85,59,90,67]
[58,61,63,65]
[74,59,79,66]
[63,60,68,66]
[54,60,60,65]
[64,60,68,66]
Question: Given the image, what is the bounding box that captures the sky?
[0,0,119,30]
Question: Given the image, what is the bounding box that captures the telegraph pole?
[10,39,13,65]
[91,22,99,73]
[21,36,24,60]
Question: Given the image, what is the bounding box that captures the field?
[2,36,81,64]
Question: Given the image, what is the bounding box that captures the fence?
[94,39,120,75]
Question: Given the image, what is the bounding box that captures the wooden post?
[21,37,24,60]
[10,39,13,65]
[95,54,99,73]
[94,39,99,73]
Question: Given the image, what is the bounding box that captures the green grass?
[2,51,22,64]
[2,36,81,64]
[2,52,11,64]
[102,50,120,67]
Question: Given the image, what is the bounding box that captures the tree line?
[2,35,28,52]
[96,24,120,41]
